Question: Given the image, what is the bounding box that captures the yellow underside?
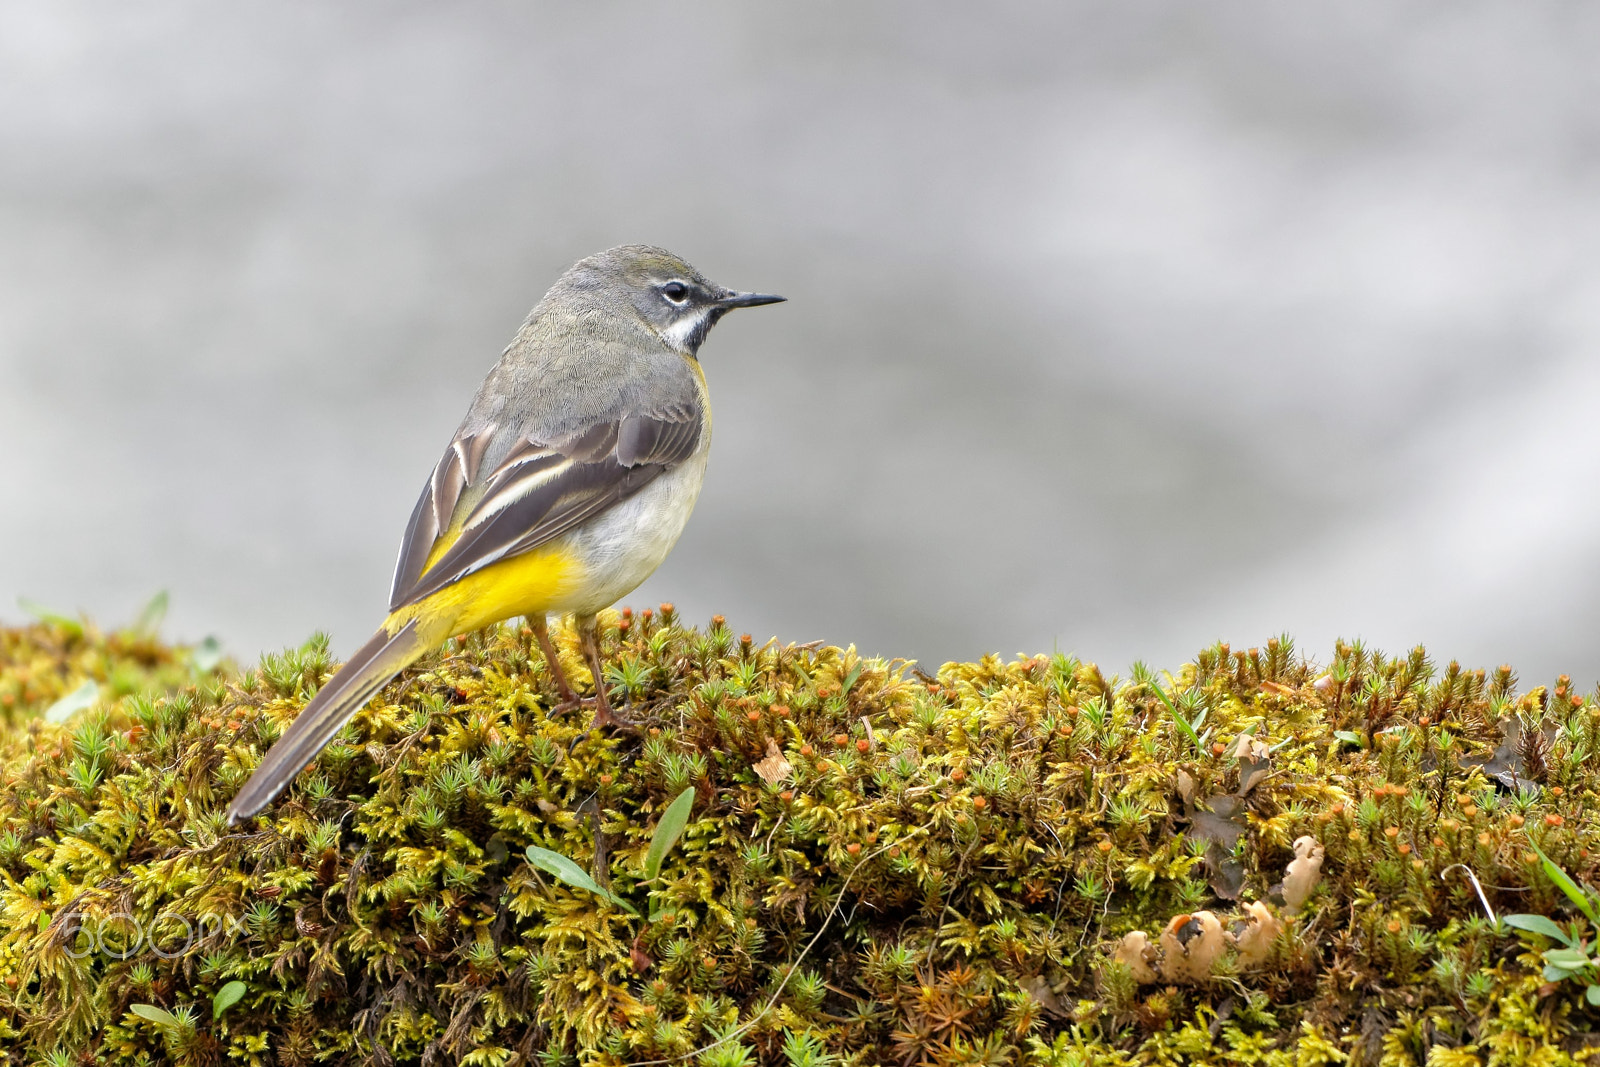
[384,527,582,643]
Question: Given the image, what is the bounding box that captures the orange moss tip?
[846,842,861,855]
[1546,813,1565,827]
[972,796,987,810]
[855,738,870,753]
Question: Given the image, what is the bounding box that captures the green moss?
[1,616,1599,1065]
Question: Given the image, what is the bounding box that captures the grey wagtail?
[226,245,783,824]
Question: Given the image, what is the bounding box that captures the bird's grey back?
[457,268,703,474]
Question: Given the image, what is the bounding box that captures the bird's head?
[560,245,784,356]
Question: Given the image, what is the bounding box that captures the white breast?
[557,444,711,616]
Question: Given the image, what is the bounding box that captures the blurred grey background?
[5,3,1600,684]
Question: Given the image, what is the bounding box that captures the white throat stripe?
[660,310,711,353]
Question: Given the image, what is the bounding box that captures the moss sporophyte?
[5,612,1600,1063]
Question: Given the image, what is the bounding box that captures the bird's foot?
[590,697,638,733]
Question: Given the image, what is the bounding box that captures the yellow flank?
[687,355,711,429]
[384,539,583,642]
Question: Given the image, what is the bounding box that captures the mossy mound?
[1,610,1599,1065]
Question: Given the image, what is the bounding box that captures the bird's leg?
[529,615,580,707]
[577,613,632,731]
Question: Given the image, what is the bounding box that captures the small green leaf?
[212,980,246,1020]
[130,1004,181,1029]
[134,590,169,634]
[1526,840,1600,925]
[643,787,696,883]
[45,679,98,724]
[1547,962,1584,982]
[1333,731,1364,748]
[524,845,637,915]
[1586,984,1600,1006]
[1505,913,1575,945]
[192,635,225,673]
[18,597,83,638]
[1543,946,1594,969]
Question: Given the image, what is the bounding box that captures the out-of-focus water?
[5,3,1600,684]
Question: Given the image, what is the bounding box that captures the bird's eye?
[660,282,690,304]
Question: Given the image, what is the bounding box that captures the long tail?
[226,620,427,825]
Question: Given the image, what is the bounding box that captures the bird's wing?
[387,395,703,611]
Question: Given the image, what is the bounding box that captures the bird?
[226,245,784,825]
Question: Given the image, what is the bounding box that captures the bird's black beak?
[716,290,786,309]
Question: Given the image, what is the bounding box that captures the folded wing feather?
[388,400,702,612]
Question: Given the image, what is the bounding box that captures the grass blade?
[1528,839,1600,925]
[134,590,169,634]
[644,786,697,883]
[45,679,98,723]
[525,845,638,916]
[18,597,83,638]
[1148,680,1202,755]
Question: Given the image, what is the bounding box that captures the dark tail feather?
[227,620,425,825]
